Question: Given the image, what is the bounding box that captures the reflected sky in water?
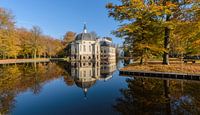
[0,60,200,115]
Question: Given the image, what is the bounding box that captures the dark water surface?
[0,60,200,115]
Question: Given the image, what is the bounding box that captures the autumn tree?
[171,4,200,56]
[30,26,42,59]
[106,0,200,65]
[0,8,14,29]
[63,31,76,46]
[62,31,75,57]
[16,28,32,58]
[0,8,21,59]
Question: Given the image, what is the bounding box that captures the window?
[89,45,91,52]
[84,71,86,77]
[75,47,77,53]
[90,70,92,76]
[83,45,86,52]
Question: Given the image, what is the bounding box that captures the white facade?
[100,38,116,65]
[70,25,100,62]
[70,40,100,62]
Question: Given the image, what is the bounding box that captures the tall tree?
[0,8,14,29]
[30,26,42,59]
[63,31,75,46]
[16,28,32,58]
[0,8,15,59]
[106,0,200,65]
[63,31,76,57]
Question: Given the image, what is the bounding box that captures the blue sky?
[0,0,123,44]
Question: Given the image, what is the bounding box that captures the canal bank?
[0,58,50,64]
[120,70,200,81]
[121,62,200,74]
[120,62,200,81]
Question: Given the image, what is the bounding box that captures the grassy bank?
[121,61,200,75]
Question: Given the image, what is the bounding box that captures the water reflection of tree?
[0,62,65,114]
[172,81,200,114]
[114,77,200,115]
[57,62,75,86]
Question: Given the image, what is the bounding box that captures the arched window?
[90,70,92,76]
[75,47,77,53]
[89,45,91,52]
[83,45,86,52]
[84,71,86,77]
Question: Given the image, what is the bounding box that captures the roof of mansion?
[75,24,97,41]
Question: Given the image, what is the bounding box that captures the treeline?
[107,0,200,64]
[0,7,66,59]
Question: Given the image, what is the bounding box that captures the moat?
[0,60,200,115]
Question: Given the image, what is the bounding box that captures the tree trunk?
[163,15,170,65]
[34,49,37,59]
[26,54,29,59]
[140,56,144,65]
[3,54,5,59]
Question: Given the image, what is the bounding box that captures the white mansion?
[70,24,116,64]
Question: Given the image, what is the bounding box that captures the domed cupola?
[75,24,96,41]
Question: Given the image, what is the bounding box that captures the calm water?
[0,60,200,115]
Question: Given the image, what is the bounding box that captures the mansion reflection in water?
[70,61,116,97]
[68,24,117,97]
[0,61,116,114]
